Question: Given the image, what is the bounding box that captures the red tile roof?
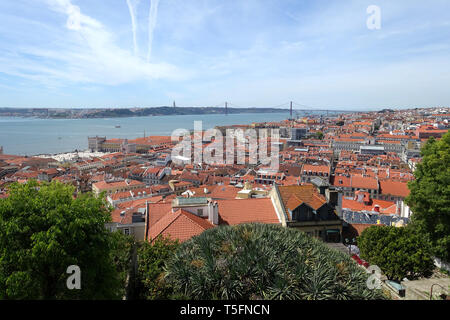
[379,180,410,198]
[184,185,239,200]
[217,198,280,225]
[111,206,145,225]
[350,175,378,190]
[146,202,173,227]
[302,164,330,175]
[148,209,214,243]
[277,185,327,212]
[93,179,145,191]
[342,197,398,214]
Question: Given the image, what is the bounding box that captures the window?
[197,209,204,216]
[123,228,130,235]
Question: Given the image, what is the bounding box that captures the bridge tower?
[290,101,293,119]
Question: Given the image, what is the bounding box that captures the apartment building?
[271,185,342,242]
[92,179,146,195]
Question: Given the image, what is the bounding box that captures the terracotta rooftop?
[92,179,145,191]
[146,201,173,227]
[350,175,379,190]
[147,209,214,243]
[302,164,330,174]
[277,184,327,212]
[183,184,239,200]
[379,180,410,198]
[217,198,280,225]
[342,197,398,214]
[131,136,173,145]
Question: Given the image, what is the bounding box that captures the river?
[0,113,293,155]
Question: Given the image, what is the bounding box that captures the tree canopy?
[164,223,384,300]
[0,180,128,299]
[315,131,324,140]
[358,226,434,281]
[405,131,450,261]
[134,235,180,300]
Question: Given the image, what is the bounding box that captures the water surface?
[0,113,291,155]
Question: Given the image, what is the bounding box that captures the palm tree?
[164,223,385,300]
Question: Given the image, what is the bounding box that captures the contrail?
[147,0,160,62]
[126,0,140,56]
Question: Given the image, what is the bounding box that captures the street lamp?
[345,238,357,255]
[344,238,351,255]
[430,283,447,300]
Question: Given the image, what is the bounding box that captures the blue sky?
[0,0,449,109]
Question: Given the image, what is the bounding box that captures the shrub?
[135,235,180,299]
[0,180,125,299]
[405,131,450,261]
[165,223,384,300]
[358,225,434,281]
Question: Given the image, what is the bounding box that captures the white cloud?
[0,0,186,87]
[147,0,160,62]
[168,53,450,109]
[1,0,449,108]
[126,0,141,56]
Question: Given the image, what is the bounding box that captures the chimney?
[326,189,337,205]
[208,201,219,225]
[355,192,364,203]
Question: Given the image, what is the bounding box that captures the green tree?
[358,226,434,281]
[405,131,450,261]
[135,235,180,299]
[0,180,125,299]
[165,223,384,300]
[315,131,324,140]
[109,231,134,298]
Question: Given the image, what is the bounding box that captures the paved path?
[326,243,350,255]
[402,278,450,300]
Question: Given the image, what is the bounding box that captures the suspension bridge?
[172,101,361,117]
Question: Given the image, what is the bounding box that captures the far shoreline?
[0,107,296,120]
